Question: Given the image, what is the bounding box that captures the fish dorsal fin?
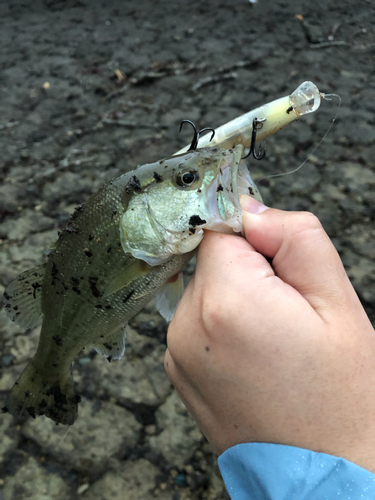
[102,260,152,298]
[92,325,127,360]
[156,272,184,322]
[3,263,46,329]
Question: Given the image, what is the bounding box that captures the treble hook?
[242,118,266,160]
[179,120,215,151]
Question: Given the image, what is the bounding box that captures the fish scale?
[37,174,190,360]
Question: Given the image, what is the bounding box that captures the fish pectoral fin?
[92,325,127,360]
[3,263,46,330]
[102,260,152,298]
[5,360,79,426]
[156,272,184,322]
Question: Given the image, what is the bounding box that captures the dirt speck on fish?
[3,144,262,425]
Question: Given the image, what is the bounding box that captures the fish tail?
[3,361,80,425]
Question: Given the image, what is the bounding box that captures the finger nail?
[240,194,269,214]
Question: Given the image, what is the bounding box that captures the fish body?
[3,144,262,425]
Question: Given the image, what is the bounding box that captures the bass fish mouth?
[203,145,263,234]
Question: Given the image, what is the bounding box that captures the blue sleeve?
[218,443,375,500]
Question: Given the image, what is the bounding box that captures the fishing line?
[257,93,341,182]
[58,425,72,445]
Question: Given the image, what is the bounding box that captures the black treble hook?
[242,118,266,160]
[179,120,215,151]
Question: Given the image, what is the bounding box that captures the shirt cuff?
[218,442,375,500]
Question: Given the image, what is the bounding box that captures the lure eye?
[176,170,199,188]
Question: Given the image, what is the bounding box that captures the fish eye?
[176,170,199,188]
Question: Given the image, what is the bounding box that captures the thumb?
[240,195,352,315]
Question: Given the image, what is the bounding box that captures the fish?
[2,81,323,425]
[2,143,262,425]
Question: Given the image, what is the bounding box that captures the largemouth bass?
[3,145,260,425]
[3,82,322,425]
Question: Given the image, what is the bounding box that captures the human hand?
[165,195,375,473]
